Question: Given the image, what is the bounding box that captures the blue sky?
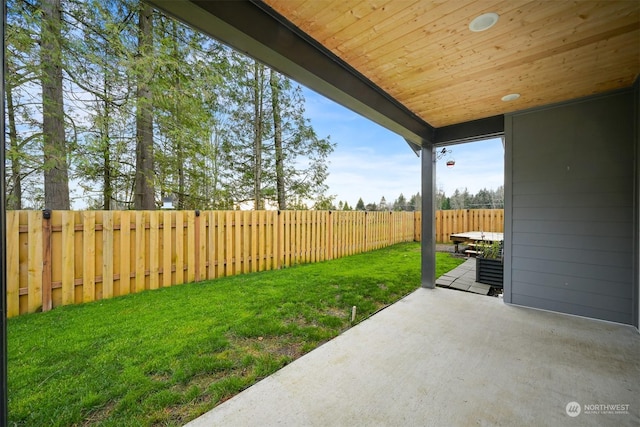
[301,87,505,207]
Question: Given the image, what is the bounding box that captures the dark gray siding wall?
[505,90,636,325]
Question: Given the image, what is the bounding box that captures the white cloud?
[326,148,421,206]
[436,139,504,195]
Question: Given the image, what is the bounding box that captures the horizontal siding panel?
[512,281,631,314]
[512,256,631,283]
[512,165,633,188]
[512,244,632,268]
[512,220,631,237]
[511,293,632,325]
[512,170,633,188]
[512,269,631,299]
[513,179,632,197]
[513,191,631,209]
[512,232,632,251]
[513,206,632,222]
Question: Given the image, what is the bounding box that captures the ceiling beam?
[433,115,504,147]
[147,0,435,147]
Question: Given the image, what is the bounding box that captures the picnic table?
[450,231,504,255]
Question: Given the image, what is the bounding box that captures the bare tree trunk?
[134,4,155,210]
[41,0,70,210]
[270,70,285,210]
[6,83,22,210]
[252,62,264,210]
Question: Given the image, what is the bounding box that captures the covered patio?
[186,287,639,426]
[0,0,638,425]
[99,1,640,424]
[146,0,639,329]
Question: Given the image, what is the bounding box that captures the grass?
[8,242,463,426]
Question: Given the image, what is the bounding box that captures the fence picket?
[149,212,159,290]
[240,212,248,274]
[215,212,224,278]
[210,212,218,278]
[175,211,184,285]
[186,211,196,283]
[119,211,131,295]
[162,211,173,287]
[7,211,20,317]
[82,211,96,302]
[234,211,242,274]
[102,211,114,298]
[134,212,145,293]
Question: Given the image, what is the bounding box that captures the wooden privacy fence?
[5,210,417,317]
[5,208,503,317]
[435,209,504,242]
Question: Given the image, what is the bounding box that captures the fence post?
[41,210,52,312]
[276,211,282,269]
[194,211,200,282]
[327,211,333,260]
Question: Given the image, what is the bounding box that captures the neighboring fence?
[5,210,417,317]
[5,208,503,317]
[435,209,504,243]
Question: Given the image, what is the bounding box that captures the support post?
[1,2,8,424]
[634,78,639,330]
[421,145,436,288]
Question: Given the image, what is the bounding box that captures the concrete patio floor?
[186,287,639,427]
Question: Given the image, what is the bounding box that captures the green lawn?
[8,242,463,426]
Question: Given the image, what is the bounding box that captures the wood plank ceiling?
[262,0,640,128]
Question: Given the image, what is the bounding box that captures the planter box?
[476,257,503,288]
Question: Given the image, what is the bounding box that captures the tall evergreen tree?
[133,3,155,209]
[41,0,70,209]
[379,196,388,211]
[270,69,285,210]
[393,193,407,211]
[221,59,333,209]
[67,0,136,210]
[6,0,333,211]
[153,16,226,209]
[4,0,42,208]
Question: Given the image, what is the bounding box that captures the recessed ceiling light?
[469,12,499,32]
[501,93,520,102]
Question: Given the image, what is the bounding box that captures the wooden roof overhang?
[148,0,639,149]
